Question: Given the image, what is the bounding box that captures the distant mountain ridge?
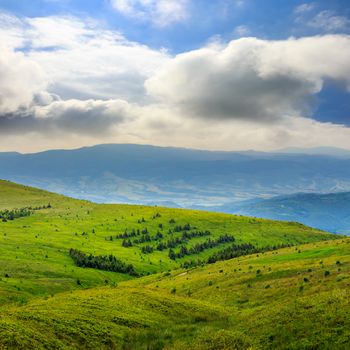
[276,147,350,158]
[1,144,350,210]
[219,192,350,235]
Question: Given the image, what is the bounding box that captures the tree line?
[108,226,214,253]
[0,203,52,222]
[0,208,31,221]
[155,230,212,252]
[181,242,294,268]
[69,248,138,276]
[168,234,235,260]
[173,223,193,232]
[107,223,202,243]
[123,230,216,255]
[106,227,149,241]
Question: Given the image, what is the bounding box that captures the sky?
[0,0,349,153]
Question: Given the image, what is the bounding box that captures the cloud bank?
[0,12,350,152]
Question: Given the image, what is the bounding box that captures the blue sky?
[0,0,349,152]
[1,0,349,51]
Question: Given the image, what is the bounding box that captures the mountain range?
[0,143,349,233]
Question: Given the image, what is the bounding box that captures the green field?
[0,180,349,349]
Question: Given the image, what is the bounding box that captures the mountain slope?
[0,180,348,349]
[0,180,335,306]
[1,144,350,207]
[0,179,64,210]
[1,238,349,349]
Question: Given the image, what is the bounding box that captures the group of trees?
[207,243,257,263]
[0,203,52,222]
[120,227,216,256]
[133,231,164,245]
[173,223,193,232]
[181,242,294,268]
[182,230,211,240]
[106,221,210,255]
[28,203,52,210]
[122,239,133,247]
[168,234,235,260]
[69,248,138,276]
[141,245,154,254]
[154,230,214,252]
[133,229,211,249]
[0,208,32,222]
[120,231,165,248]
[106,227,149,241]
[156,236,188,251]
[114,228,212,250]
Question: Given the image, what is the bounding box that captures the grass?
[0,238,349,349]
[0,179,349,349]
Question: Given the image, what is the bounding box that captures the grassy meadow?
[0,179,349,349]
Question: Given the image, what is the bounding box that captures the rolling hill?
[1,237,349,349]
[0,179,334,305]
[0,180,348,349]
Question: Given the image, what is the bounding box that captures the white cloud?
[0,13,167,138]
[146,35,350,122]
[111,0,189,27]
[308,10,349,32]
[2,14,169,102]
[233,25,250,37]
[294,5,349,33]
[0,46,48,114]
[0,12,27,49]
[294,3,316,14]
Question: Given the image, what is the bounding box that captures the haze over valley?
[1,144,350,234]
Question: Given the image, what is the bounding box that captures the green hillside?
[0,180,348,349]
[0,180,335,305]
[1,239,349,349]
[0,180,65,210]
